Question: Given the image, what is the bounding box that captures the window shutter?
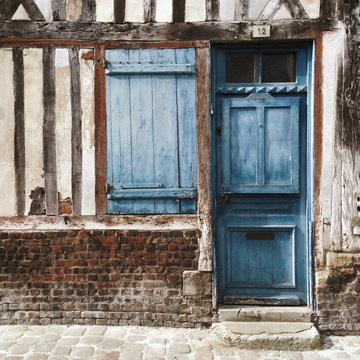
[106,48,197,214]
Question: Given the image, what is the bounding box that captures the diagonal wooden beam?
[21,0,45,20]
[283,0,309,19]
[259,0,309,20]
[0,0,22,20]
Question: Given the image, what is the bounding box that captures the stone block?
[326,252,354,268]
[182,271,212,296]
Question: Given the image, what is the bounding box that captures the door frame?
[210,41,315,308]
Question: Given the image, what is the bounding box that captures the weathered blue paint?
[106,48,197,214]
[215,46,311,305]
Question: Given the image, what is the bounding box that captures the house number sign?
[252,25,271,38]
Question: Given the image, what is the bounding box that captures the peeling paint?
[28,187,45,215]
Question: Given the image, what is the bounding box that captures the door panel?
[215,46,310,305]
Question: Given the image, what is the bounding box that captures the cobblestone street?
[0,325,359,360]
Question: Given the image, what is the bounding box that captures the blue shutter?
[106,49,197,214]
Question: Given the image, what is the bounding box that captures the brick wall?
[316,252,360,333]
[0,230,213,327]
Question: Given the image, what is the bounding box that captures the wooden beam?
[95,45,107,215]
[173,0,185,22]
[52,0,66,21]
[144,0,156,22]
[206,0,219,21]
[320,0,337,19]
[114,0,126,23]
[69,46,82,215]
[82,0,96,21]
[314,33,323,268]
[13,47,26,216]
[0,0,22,20]
[0,20,337,42]
[22,0,45,20]
[43,46,58,215]
[235,0,249,21]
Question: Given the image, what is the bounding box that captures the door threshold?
[223,295,301,305]
[218,304,313,323]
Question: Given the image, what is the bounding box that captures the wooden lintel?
[0,20,337,43]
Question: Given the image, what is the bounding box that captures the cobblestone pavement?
[0,325,359,360]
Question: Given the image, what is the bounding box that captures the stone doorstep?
[210,322,321,351]
[218,305,313,322]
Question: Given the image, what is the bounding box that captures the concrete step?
[219,305,313,323]
[211,321,321,351]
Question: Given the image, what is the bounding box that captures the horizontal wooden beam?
[106,63,195,75]
[0,20,336,43]
[108,188,198,199]
[0,215,200,230]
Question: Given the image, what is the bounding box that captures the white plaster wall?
[219,0,235,21]
[12,5,31,20]
[156,0,172,22]
[273,4,292,20]
[55,49,72,202]
[320,30,344,251]
[0,50,16,216]
[248,0,268,20]
[35,0,53,21]
[125,0,144,22]
[67,0,82,21]
[185,0,206,22]
[80,49,96,215]
[300,0,320,19]
[96,0,114,22]
[24,49,44,215]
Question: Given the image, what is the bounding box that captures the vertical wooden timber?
[196,45,212,271]
[144,0,156,22]
[95,45,107,215]
[82,0,96,21]
[235,0,249,21]
[13,47,25,216]
[314,33,324,267]
[69,47,82,215]
[320,0,337,19]
[114,0,126,23]
[43,46,58,215]
[206,0,220,21]
[173,0,185,22]
[52,0,66,21]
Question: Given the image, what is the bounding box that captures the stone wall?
[316,252,360,332]
[0,229,212,327]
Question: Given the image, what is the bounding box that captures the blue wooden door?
[215,47,311,305]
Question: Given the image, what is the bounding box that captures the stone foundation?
[0,229,213,327]
[316,252,360,332]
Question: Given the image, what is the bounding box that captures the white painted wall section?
[156,0,172,22]
[300,0,320,19]
[185,0,206,22]
[0,50,16,216]
[125,0,144,22]
[12,5,31,20]
[35,0,53,21]
[24,49,44,215]
[219,0,235,21]
[80,49,96,215]
[66,0,82,21]
[273,4,293,20]
[96,0,114,22]
[248,0,268,20]
[55,49,72,203]
[320,31,344,250]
